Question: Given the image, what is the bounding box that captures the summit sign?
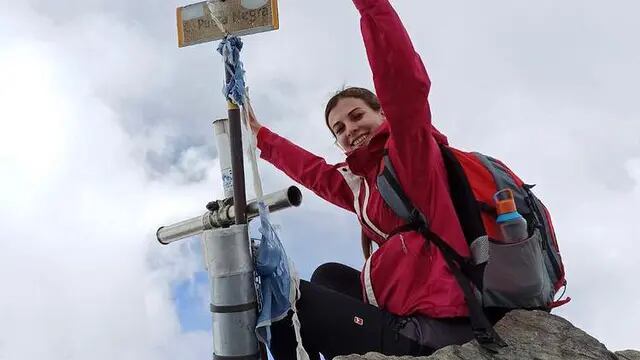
[177,0,279,48]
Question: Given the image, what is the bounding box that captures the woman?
[247,0,474,358]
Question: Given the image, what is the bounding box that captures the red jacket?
[257,0,469,318]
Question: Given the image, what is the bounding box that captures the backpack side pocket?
[482,229,554,309]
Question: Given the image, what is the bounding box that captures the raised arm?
[354,0,433,148]
[257,127,357,213]
[354,0,444,214]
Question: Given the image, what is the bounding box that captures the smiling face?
[327,97,385,152]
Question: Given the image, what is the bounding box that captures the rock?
[616,350,640,360]
[335,310,637,360]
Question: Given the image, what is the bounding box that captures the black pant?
[269,263,431,360]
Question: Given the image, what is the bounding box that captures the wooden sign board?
[177,0,279,48]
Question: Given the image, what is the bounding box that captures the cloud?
[0,5,217,359]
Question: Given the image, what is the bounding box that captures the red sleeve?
[355,0,432,132]
[354,0,438,207]
[257,127,356,213]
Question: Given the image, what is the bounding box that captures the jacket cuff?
[353,0,380,12]
[256,126,273,159]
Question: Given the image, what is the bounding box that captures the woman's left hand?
[246,101,263,135]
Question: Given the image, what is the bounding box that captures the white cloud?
[0,7,216,359]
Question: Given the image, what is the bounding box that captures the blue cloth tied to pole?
[254,202,296,345]
[217,35,246,106]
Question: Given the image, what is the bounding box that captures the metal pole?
[213,118,234,199]
[171,4,284,358]
[222,66,263,360]
[226,72,248,225]
[205,225,259,360]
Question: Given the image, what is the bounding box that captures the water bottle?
[494,189,528,243]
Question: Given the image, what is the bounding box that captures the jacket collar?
[345,122,390,176]
[343,121,450,177]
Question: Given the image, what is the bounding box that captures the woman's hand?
[246,101,263,135]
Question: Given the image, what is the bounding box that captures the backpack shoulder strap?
[376,151,507,352]
[377,152,426,227]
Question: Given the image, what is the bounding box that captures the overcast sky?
[1,0,639,358]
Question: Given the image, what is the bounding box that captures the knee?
[310,262,351,285]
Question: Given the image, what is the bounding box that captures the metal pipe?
[213,118,234,198]
[156,213,212,245]
[244,186,302,215]
[157,186,302,245]
[204,225,259,360]
[226,70,247,225]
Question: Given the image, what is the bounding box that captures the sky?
[1,0,639,359]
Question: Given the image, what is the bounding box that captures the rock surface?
[335,310,639,360]
[616,350,640,360]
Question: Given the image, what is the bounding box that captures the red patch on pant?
[354,316,364,326]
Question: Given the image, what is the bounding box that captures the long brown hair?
[326,87,380,259]
[361,231,373,260]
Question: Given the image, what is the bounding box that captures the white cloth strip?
[241,91,264,199]
[241,90,308,360]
